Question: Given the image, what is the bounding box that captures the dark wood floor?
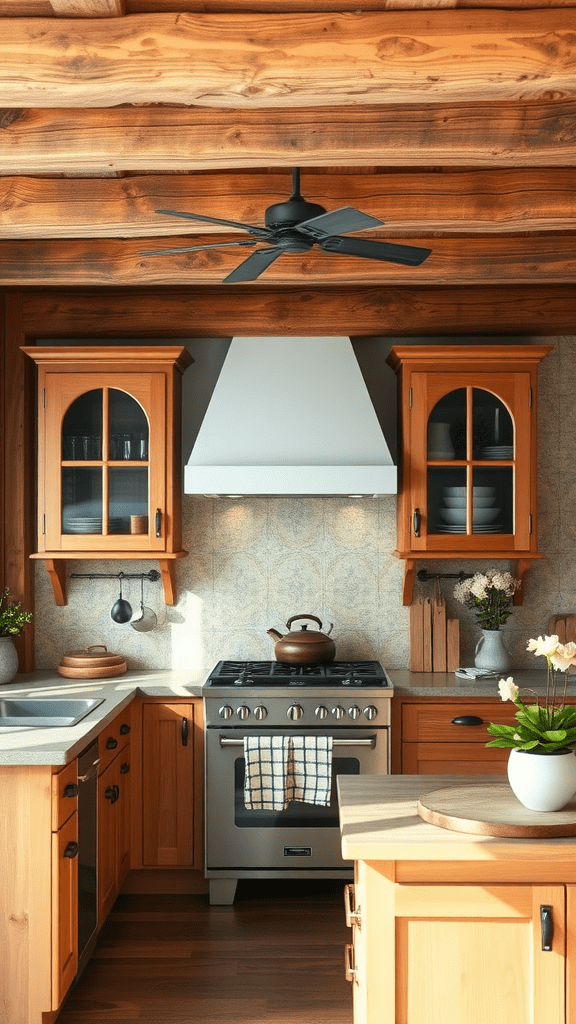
[58,880,354,1023]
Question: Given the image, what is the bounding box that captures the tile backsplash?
[34,335,574,678]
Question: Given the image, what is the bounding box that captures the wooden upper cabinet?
[21,346,192,605]
[386,345,552,605]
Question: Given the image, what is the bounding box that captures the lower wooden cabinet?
[98,741,131,924]
[347,862,569,1024]
[52,810,79,1007]
[141,701,200,867]
[392,698,523,774]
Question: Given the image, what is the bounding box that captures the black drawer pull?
[120,761,130,775]
[413,508,420,538]
[181,716,189,746]
[106,737,118,750]
[63,782,79,798]
[451,715,484,727]
[155,508,162,537]
[119,723,131,735]
[541,905,553,950]
[64,841,79,859]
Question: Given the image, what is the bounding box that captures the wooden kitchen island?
[337,775,576,1024]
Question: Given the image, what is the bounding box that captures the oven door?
[205,727,388,872]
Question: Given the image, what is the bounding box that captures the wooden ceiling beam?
[49,0,126,15]
[2,169,575,239]
[4,1,576,13]
[3,10,576,108]
[1,102,575,174]
[1,235,575,286]
[18,284,576,338]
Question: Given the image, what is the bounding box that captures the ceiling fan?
[141,168,432,283]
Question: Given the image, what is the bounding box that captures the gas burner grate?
[206,660,389,687]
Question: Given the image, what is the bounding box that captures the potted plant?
[486,635,576,810]
[453,570,520,671]
[0,587,33,683]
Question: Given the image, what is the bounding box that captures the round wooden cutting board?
[418,783,576,837]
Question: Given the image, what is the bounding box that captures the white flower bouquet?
[486,635,576,752]
[453,570,520,630]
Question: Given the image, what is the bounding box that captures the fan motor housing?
[265,199,326,229]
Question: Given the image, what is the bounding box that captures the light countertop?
[0,669,206,766]
[337,774,576,862]
[386,668,566,698]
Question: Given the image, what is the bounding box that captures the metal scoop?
[131,577,157,632]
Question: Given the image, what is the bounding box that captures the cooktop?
[205,660,390,687]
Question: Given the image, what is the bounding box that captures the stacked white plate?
[481,446,513,459]
[65,517,124,534]
[438,486,502,532]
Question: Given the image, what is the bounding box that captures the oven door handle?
[218,736,376,748]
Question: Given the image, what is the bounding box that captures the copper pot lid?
[61,644,126,667]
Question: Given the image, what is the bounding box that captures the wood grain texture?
[2,168,575,239]
[418,782,576,837]
[2,11,576,108]
[5,0,576,12]
[2,102,575,173]
[2,235,576,287]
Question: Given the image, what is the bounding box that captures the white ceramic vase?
[0,636,19,684]
[474,628,511,672]
[508,747,576,811]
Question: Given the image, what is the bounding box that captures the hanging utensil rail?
[416,570,474,583]
[71,569,161,583]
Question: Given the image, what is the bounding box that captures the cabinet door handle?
[541,905,553,950]
[181,716,189,746]
[106,737,118,750]
[451,715,484,726]
[119,723,131,735]
[344,943,357,984]
[63,782,79,798]
[64,841,79,859]
[413,508,420,537]
[155,508,162,537]
[120,761,130,775]
[105,785,116,803]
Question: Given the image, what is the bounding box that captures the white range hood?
[184,335,397,496]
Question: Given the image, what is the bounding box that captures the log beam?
[49,0,126,14]
[2,169,574,239]
[16,284,576,338]
[1,102,575,175]
[0,235,575,287]
[2,11,576,108]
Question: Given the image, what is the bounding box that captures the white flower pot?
[0,636,19,684]
[508,747,576,811]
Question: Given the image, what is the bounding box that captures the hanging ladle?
[110,577,133,623]
[131,576,157,632]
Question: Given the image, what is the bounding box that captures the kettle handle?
[286,614,324,631]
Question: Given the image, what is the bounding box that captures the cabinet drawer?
[402,702,519,743]
[99,704,132,774]
[403,742,510,775]
[52,759,78,830]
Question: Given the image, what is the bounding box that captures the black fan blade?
[140,240,256,257]
[319,235,431,267]
[223,246,284,283]
[297,206,384,239]
[155,208,271,239]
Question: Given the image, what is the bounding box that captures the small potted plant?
[0,587,33,683]
[486,635,576,811]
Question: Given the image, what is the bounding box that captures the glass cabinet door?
[426,387,514,540]
[61,388,149,537]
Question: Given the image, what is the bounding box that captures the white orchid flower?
[526,635,560,658]
[550,641,576,673]
[498,677,519,702]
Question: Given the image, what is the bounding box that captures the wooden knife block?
[410,595,460,672]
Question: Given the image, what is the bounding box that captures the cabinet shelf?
[31,552,186,607]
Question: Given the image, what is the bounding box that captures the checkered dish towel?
[243,735,333,810]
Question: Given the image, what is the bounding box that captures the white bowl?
[442,486,496,498]
[440,507,500,525]
[442,496,495,509]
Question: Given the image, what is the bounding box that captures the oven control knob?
[315,705,329,720]
[287,703,304,722]
[363,705,378,721]
[348,705,361,720]
[219,705,234,720]
[254,705,268,721]
[237,705,251,720]
[332,705,346,720]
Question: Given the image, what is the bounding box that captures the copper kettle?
[267,614,335,664]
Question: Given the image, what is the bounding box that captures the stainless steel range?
[203,660,393,904]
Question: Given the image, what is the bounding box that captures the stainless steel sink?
[0,697,105,727]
